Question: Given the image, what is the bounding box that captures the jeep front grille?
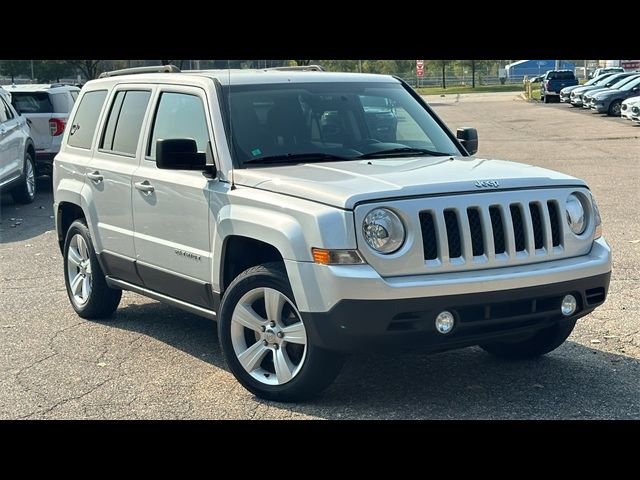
[419,200,563,263]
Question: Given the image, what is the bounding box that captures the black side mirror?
[456,127,478,155]
[156,138,207,170]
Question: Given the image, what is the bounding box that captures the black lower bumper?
[301,273,610,353]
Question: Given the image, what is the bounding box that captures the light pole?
[30,60,34,82]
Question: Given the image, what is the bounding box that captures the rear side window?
[100,90,151,156]
[70,91,79,102]
[0,96,14,122]
[11,92,53,114]
[148,92,209,159]
[67,90,108,149]
[51,92,73,113]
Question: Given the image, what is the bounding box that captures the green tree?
[67,60,103,80]
[0,60,30,82]
[33,60,75,83]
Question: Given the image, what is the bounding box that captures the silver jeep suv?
[53,66,611,401]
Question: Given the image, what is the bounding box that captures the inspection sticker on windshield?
[251,148,262,157]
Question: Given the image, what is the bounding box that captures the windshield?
[221,82,461,167]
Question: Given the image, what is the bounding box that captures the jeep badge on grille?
[475,180,500,188]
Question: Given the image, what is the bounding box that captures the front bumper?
[591,102,608,113]
[302,272,610,353]
[285,238,611,353]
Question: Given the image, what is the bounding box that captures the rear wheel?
[219,262,344,402]
[63,220,121,319]
[542,93,549,104]
[480,319,577,359]
[11,152,36,204]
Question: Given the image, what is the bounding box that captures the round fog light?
[435,311,455,334]
[561,295,577,316]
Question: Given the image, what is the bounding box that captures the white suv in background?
[7,84,80,176]
[0,87,37,203]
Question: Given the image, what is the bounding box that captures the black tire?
[608,100,622,116]
[218,262,344,402]
[480,319,577,359]
[542,93,549,104]
[11,152,36,204]
[63,219,121,319]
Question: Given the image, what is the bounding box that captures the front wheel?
[608,100,622,116]
[480,319,577,359]
[218,262,344,402]
[542,93,549,104]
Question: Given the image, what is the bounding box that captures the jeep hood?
[233,156,584,209]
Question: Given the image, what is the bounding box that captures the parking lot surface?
[1,92,638,419]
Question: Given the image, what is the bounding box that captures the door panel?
[0,97,25,184]
[85,88,151,275]
[132,88,214,302]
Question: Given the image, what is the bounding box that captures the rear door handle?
[134,180,155,194]
[86,171,103,183]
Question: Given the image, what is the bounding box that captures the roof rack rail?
[264,65,325,72]
[98,64,181,79]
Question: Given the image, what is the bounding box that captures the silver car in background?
[0,87,37,203]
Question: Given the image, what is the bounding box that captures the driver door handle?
[86,171,103,183]
[134,180,155,194]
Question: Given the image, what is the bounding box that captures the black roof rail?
[98,64,181,79]
[264,65,325,72]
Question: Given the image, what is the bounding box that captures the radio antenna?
[228,60,236,190]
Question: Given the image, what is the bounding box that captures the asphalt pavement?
[1,92,638,419]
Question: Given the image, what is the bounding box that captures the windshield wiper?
[356,147,451,159]
[243,152,352,165]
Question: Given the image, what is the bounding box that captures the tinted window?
[222,82,460,166]
[0,97,13,122]
[548,71,575,80]
[67,90,108,149]
[148,92,209,159]
[100,90,150,155]
[11,92,53,113]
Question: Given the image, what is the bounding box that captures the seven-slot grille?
[419,201,562,263]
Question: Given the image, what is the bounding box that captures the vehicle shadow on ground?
[0,178,54,244]
[108,300,640,419]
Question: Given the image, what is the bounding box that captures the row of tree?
[0,59,585,84]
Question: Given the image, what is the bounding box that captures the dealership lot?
[1,92,638,419]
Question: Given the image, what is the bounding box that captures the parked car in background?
[570,72,639,106]
[559,73,615,104]
[0,88,37,203]
[540,70,578,103]
[621,96,640,120]
[589,75,640,115]
[582,74,640,110]
[7,84,80,176]
[631,104,640,122]
[589,67,624,79]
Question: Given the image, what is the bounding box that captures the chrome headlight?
[565,193,586,235]
[362,208,405,254]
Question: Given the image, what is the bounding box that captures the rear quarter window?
[67,90,108,150]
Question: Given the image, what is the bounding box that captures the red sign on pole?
[416,60,424,77]
[622,60,640,70]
